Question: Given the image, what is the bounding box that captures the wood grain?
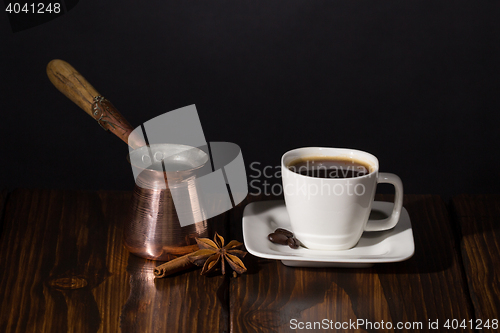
[0,189,228,333]
[452,194,500,329]
[47,59,101,117]
[1,189,487,332]
[229,194,475,332]
[46,60,143,148]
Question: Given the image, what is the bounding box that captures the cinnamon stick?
[154,253,196,278]
[154,235,248,278]
[161,244,200,256]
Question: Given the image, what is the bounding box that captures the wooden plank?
[230,194,475,332]
[0,189,228,333]
[452,194,500,329]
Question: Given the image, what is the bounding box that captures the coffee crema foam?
[288,156,375,179]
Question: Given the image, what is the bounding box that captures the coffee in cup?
[288,156,373,179]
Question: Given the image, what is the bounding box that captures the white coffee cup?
[281,147,403,250]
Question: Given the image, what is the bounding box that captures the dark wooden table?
[0,189,498,332]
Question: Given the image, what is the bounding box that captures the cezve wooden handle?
[47,59,144,149]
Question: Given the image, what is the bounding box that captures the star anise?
[188,232,247,275]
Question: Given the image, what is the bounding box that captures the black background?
[1,0,499,198]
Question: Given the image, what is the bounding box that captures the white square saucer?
[242,200,414,268]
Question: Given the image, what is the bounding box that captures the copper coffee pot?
[47,60,210,260]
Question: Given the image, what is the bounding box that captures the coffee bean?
[268,232,289,245]
[287,237,300,249]
[274,228,294,238]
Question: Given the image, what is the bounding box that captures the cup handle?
[364,173,404,232]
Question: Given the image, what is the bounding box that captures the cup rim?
[281,147,379,180]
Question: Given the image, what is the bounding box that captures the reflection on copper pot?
[124,144,211,261]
